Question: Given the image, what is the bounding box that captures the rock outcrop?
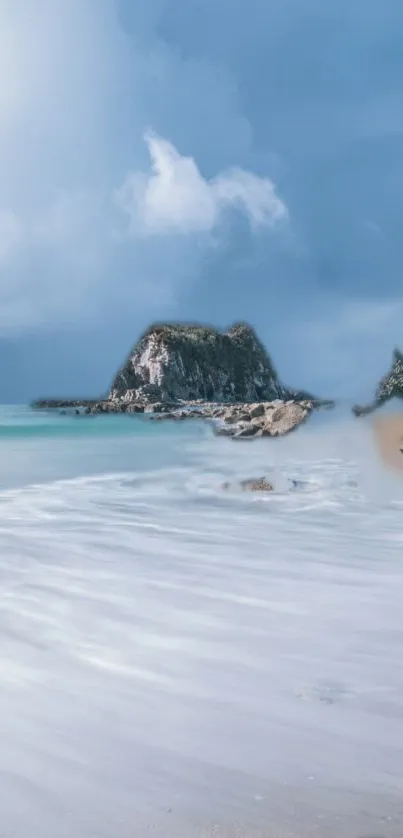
[33,320,334,439]
[208,400,313,439]
[84,397,314,438]
[32,399,101,410]
[353,349,403,416]
[109,322,304,404]
[143,398,315,438]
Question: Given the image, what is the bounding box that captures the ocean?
[0,403,403,838]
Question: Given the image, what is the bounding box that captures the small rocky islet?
[353,348,403,416]
[33,320,334,440]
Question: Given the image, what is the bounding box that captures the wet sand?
[372,412,403,473]
[101,761,403,838]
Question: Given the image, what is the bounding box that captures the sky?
[0,0,403,402]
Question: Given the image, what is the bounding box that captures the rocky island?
[33,322,333,439]
[353,348,403,416]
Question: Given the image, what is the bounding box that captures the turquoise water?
[0,404,207,490]
[0,404,403,837]
[0,404,195,437]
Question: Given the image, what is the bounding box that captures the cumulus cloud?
[0,0,399,402]
[0,128,287,335]
[0,0,289,337]
[115,131,288,236]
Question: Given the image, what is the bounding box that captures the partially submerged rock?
[240,477,274,492]
[32,398,101,410]
[221,477,274,492]
[75,397,314,438]
[212,400,311,440]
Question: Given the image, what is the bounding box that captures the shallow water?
[0,405,403,837]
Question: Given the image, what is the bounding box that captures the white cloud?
[0,130,287,295]
[0,1,287,337]
[115,131,288,236]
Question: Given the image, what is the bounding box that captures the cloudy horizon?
[0,0,402,403]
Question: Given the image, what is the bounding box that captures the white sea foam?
[0,409,402,836]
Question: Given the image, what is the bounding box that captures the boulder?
[249,403,265,418]
[261,403,308,436]
[221,477,274,492]
[233,424,260,439]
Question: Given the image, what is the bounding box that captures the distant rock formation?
[109,321,310,404]
[353,349,403,416]
[32,320,334,439]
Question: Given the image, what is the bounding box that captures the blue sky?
[0,0,402,402]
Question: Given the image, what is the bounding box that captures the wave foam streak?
[0,416,402,836]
